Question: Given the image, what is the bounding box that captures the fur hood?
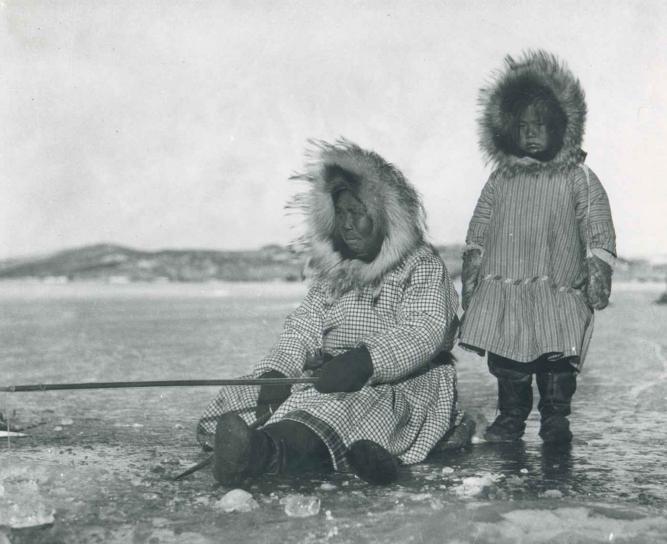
[479,50,587,174]
[290,138,426,295]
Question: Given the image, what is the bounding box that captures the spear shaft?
[0,377,317,393]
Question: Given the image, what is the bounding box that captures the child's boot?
[484,362,533,442]
[212,413,286,486]
[536,369,577,444]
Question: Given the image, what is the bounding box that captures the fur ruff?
[479,50,587,174]
[289,138,426,296]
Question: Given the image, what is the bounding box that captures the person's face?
[334,189,382,261]
[518,104,549,157]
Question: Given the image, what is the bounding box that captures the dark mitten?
[584,255,612,310]
[303,351,333,373]
[255,370,292,419]
[314,346,373,394]
[461,249,482,311]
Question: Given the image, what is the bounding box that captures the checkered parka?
[197,244,462,470]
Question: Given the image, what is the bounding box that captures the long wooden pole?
[0,377,317,393]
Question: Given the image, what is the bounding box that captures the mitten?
[255,370,292,419]
[303,351,333,373]
[584,255,613,310]
[461,249,482,311]
[314,346,373,393]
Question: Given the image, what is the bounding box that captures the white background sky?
[1,0,665,259]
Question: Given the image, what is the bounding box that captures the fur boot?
[346,440,399,485]
[536,370,577,444]
[212,414,285,486]
[484,361,533,442]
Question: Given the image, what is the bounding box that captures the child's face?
[518,104,549,158]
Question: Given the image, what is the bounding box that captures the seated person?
[197,139,467,485]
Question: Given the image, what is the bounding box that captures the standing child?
[459,51,616,445]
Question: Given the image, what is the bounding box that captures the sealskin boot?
[432,412,477,453]
[537,370,577,445]
[484,365,533,443]
[212,413,284,486]
[347,440,399,485]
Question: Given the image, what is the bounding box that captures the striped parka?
[459,51,616,366]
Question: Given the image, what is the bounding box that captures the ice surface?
[281,494,321,517]
[474,507,667,543]
[144,528,214,543]
[215,489,259,513]
[1,285,666,543]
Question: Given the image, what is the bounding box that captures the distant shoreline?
[1,243,664,286]
[0,279,663,300]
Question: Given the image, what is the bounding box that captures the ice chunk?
[430,498,444,510]
[540,489,564,499]
[215,489,258,513]
[281,494,321,517]
[60,418,74,426]
[441,466,455,474]
[0,467,55,529]
[408,493,432,502]
[452,473,502,498]
[0,431,27,438]
[0,491,55,528]
[320,482,337,491]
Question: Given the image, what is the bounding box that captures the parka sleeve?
[573,166,617,257]
[362,251,459,384]
[253,282,325,378]
[465,173,497,251]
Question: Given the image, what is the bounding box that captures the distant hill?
[0,243,464,283]
[0,243,306,283]
[1,243,661,284]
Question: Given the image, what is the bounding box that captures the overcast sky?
[1,0,665,259]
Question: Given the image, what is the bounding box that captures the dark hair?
[494,76,568,161]
[324,164,362,197]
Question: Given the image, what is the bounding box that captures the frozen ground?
[1,281,666,543]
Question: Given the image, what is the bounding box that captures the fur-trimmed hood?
[290,138,426,295]
[479,50,587,173]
